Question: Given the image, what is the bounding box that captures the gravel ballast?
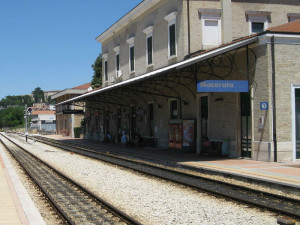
[6,135,281,225]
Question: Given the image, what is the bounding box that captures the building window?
[116,54,120,71]
[104,60,108,81]
[102,53,108,81]
[129,46,134,72]
[170,99,179,119]
[127,37,135,73]
[199,8,222,47]
[165,12,177,58]
[144,26,154,66]
[288,13,300,22]
[246,11,271,34]
[169,24,176,57]
[251,22,264,33]
[147,36,153,65]
[113,46,121,77]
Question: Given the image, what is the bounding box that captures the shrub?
[74,127,81,138]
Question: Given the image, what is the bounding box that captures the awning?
[58,36,258,106]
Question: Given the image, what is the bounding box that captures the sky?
[0,0,142,100]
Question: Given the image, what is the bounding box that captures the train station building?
[52,83,91,137]
[58,0,300,162]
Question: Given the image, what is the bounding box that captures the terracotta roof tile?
[31,110,55,115]
[190,20,300,59]
[267,20,300,33]
[190,34,258,58]
[72,83,91,90]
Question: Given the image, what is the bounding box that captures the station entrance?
[241,92,251,158]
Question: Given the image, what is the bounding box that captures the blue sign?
[260,102,268,110]
[197,80,249,92]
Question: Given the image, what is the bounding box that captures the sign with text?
[197,80,249,92]
[63,110,84,114]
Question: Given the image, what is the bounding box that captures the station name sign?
[197,80,249,92]
[63,110,84,114]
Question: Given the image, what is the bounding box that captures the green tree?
[32,87,44,103]
[46,96,55,104]
[91,54,102,89]
[23,95,34,106]
[0,95,33,108]
[0,107,24,128]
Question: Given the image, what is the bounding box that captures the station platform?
[47,135,300,188]
[0,145,45,225]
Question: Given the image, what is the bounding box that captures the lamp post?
[24,105,32,142]
[24,104,28,142]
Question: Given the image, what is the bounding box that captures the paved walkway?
[0,145,45,225]
[180,159,300,187]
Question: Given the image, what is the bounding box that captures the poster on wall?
[183,120,195,147]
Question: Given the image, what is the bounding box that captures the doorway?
[130,106,136,139]
[148,103,154,136]
[201,96,208,149]
[241,92,252,158]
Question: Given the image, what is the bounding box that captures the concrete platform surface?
[0,145,45,225]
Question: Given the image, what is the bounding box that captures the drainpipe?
[187,0,191,57]
[221,0,232,44]
[271,35,277,162]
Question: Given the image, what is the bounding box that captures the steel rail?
[9,132,300,219]
[0,133,141,225]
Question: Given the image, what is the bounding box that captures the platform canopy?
[57,35,258,109]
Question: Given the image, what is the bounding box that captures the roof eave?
[96,0,161,43]
[51,89,88,100]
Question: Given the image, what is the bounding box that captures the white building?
[30,110,56,132]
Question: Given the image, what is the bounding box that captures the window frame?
[129,45,135,72]
[249,17,267,34]
[127,37,135,73]
[169,99,179,120]
[288,13,300,22]
[165,12,177,59]
[102,53,108,82]
[246,11,271,34]
[202,17,221,47]
[116,54,120,72]
[199,9,222,48]
[144,26,154,66]
[113,46,120,77]
[146,35,153,66]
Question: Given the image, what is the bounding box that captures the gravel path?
[9,135,280,225]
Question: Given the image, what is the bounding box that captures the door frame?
[196,93,210,154]
[291,84,300,161]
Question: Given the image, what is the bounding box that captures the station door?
[201,96,208,149]
[241,93,251,158]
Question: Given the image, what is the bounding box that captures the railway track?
[7,132,300,220]
[0,133,140,225]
